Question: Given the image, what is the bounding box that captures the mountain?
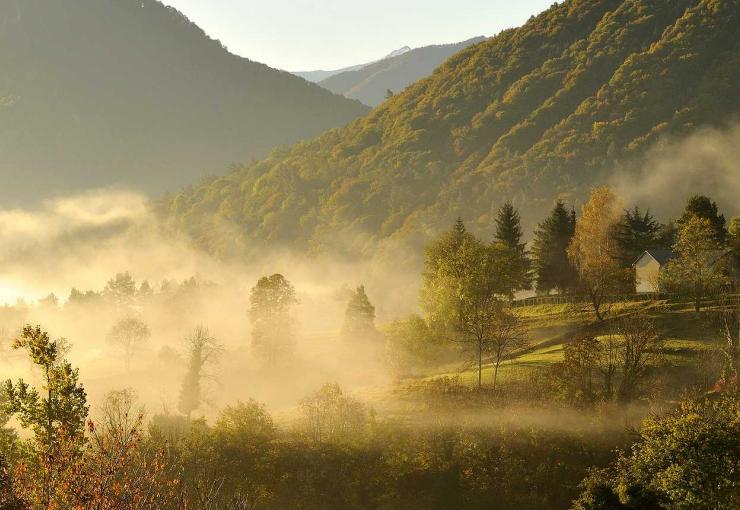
[0,0,369,203]
[293,46,414,83]
[317,37,487,106]
[163,0,740,260]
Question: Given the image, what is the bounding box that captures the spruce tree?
[493,202,531,290]
[615,206,663,267]
[532,201,578,294]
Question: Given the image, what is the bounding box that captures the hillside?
[0,0,369,203]
[162,0,740,260]
[318,37,486,106]
[293,46,412,83]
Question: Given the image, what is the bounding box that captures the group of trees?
[247,274,381,367]
[420,210,531,388]
[528,189,736,319]
[553,315,665,405]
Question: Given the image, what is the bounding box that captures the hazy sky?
[160,0,555,71]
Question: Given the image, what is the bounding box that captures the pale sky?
[160,0,556,71]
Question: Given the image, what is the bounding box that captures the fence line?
[512,292,740,307]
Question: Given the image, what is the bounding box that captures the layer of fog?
[1,122,737,430]
[611,122,740,220]
[0,188,420,420]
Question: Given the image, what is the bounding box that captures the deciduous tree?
[107,316,151,370]
[568,187,631,321]
[660,216,728,315]
[178,327,223,419]
[249,274,297,367]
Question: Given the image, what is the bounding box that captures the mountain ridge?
[162,0,740,261]
[0,0,370,204]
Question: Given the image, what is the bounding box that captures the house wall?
[635,256,661,293]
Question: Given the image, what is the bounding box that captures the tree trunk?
[477,345,482,389]
[492,361,500,391]
[590,290,604,322]
[694,282,702,316]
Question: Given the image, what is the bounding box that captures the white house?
[633,248,738,293]
[633,249,676,293]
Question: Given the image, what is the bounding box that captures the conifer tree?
[615,206,663,267]
[532,201,578,294]
[341,285,378,341]
[493,201,531,291]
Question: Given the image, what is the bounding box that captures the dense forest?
[161,0,740,261]
[0,0,369,203]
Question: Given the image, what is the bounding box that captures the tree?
[553,335,601,405]
[493,201,531,291]
[214,399,276,444]
[178,327,223,419]
[299,383,366,444]
[107,316,151,370]
[340,285,378,341]
[249,274,297,367]
[488,305,528,390]
[678,195,727,244]
[568,187,631,321]
[384,88,394,99]
[103,271,138,310]
[422,222,518,388]
[729,216,740,257]
[384,315,444,376]
[660,216,728,315]
[615,206,663,267]
[3,326,89,508]
[574,394,740,510]
[611,315,664,402]
[3,326,88,444]
[532,201,578,294]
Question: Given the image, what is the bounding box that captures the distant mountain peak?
[384,46,411,59]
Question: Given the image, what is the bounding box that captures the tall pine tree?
[532,201,578,294]
[493,202,531,291]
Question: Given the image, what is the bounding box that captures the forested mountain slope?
[162,0,740,259]
[318,37,486,106]
[0,0,369,203]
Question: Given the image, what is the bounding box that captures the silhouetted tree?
[178,327,223,420]
[615,206,663,267]
[494,201,531,291]
[107,317,151,370]
[532,201,578,294]
[104,272,138,309]
[249,274,297,367]
[678,195,727,244]
[341,285,378,341]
